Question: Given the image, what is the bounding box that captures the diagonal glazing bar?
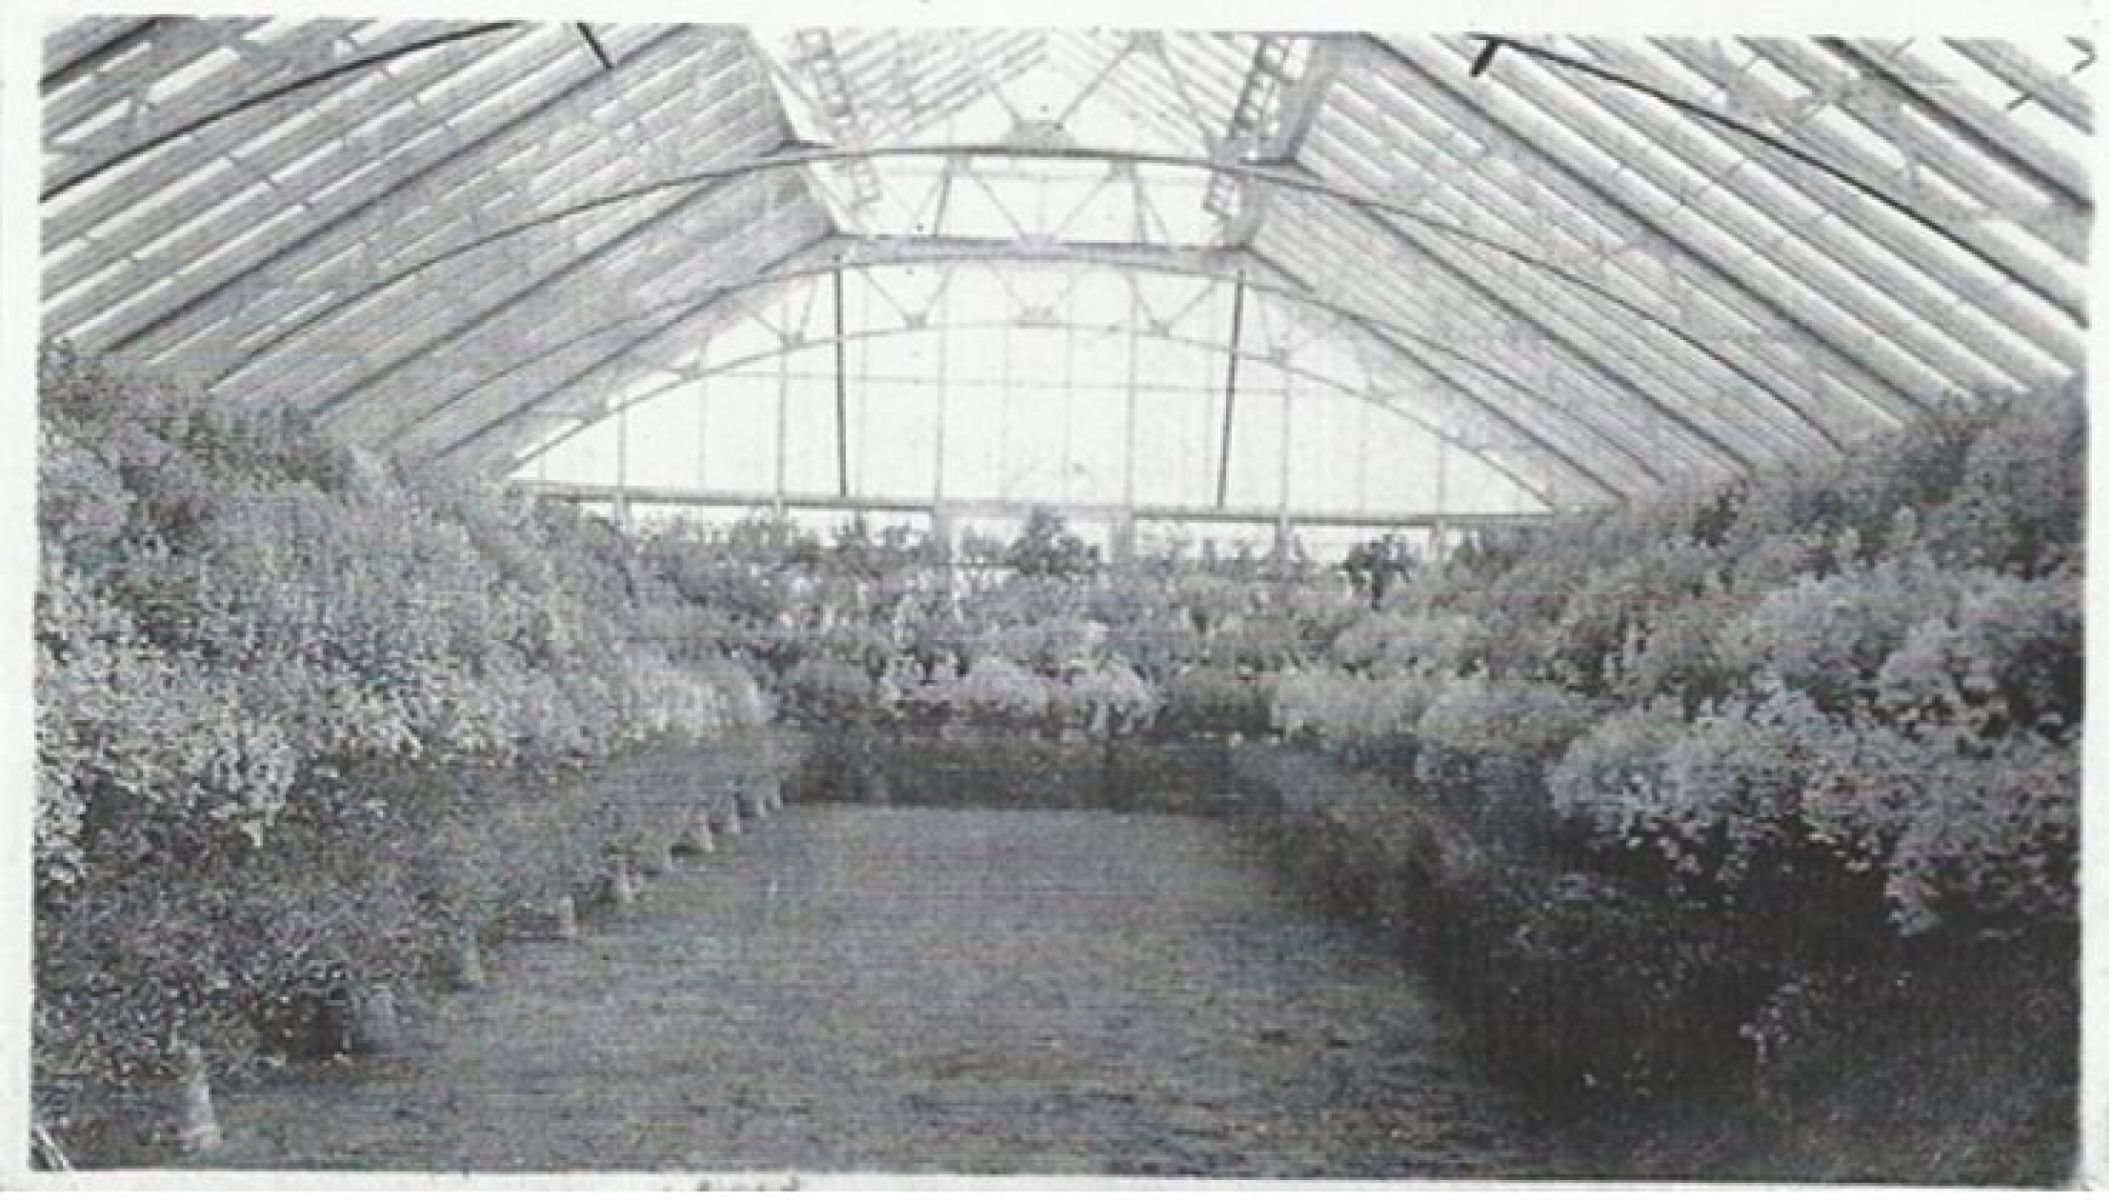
[1821,37,2089,209]
[191,139,1874,444]
[1472,35,2086,324]
[1648,39,2086,363]
[1362,38,1941,420]
[44,21,523,200]
[93,25,696,359]
[1519,39,2062,390]
[1303,88,1865,456]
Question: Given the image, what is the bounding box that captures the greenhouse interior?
[29,19,2092,1183]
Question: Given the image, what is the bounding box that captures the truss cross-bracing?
[42,22,2092,536]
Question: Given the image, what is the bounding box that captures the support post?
[1431,437,1450,565]
[773,329,790,531]
[1061,319,1076,505]
[1216,272,1247,509]
[931,505,957,563]
[833,267,850,498]
[1275,368,1294,569]
[996,320,1011,501]
[1355,383,1371,512]
[1121,278,1140,554]
[933,323,953,594]
[932,320,950,504]
[694,368,709,490]
[612,401,631,534]
[1110,513,1137,564]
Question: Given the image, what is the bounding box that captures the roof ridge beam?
[1219,35,1347,246]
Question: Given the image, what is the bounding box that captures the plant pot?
[452,925,486,990]
[675,809,716,855]
[348,984,401,1056]
[173,1045,221,1155]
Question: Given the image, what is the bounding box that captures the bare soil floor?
[207,805,1562,1177]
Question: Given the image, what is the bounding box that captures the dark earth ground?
[202,804,1574,1176]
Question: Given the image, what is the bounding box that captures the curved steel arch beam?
[1467,36,2085,326]
[214,141,1832,460]
[462,320,1582,504]
[821,238,1728,476]
[393,236,1662,489]
[490,315,1575,513]
[395,240,1654,494]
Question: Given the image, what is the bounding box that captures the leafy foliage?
[35,346,779,1138]
[1003,507,1101,578]
[1273,387,2082,941]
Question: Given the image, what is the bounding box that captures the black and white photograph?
[8,6,2095,1186]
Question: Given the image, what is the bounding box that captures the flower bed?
[34,345,792,1161]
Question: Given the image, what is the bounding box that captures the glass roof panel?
[40,22,2089,506]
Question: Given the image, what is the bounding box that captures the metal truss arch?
[411,241,1655,501]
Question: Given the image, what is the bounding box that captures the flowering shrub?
[1248,385,2081,1102]
[1717,554,1936,716]
[1156,666,1272,736]
[779,656,877,723]
[1280,386,2081,941]
[939,655,1053,726]
[1272,670,1403,747]
[1329,610,1477,676]
[35,345,778,1147]
[1548,553,2082,937]
[1065,658,1160,734]
[1415,676,1600,762]
[1538,540,1718,697]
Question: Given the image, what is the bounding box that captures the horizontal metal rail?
[414,239,1660,496]
[510,479,1565,530]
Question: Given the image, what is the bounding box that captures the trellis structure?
[41,22,2092,542]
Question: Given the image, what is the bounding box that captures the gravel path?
[209,805,1559,1177]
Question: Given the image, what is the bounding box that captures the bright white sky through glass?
[514,32,1549,554]
[520,264,1547,547]
[41,22,2092,532]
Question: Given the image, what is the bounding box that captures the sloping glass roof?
[40,22,2093,524]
